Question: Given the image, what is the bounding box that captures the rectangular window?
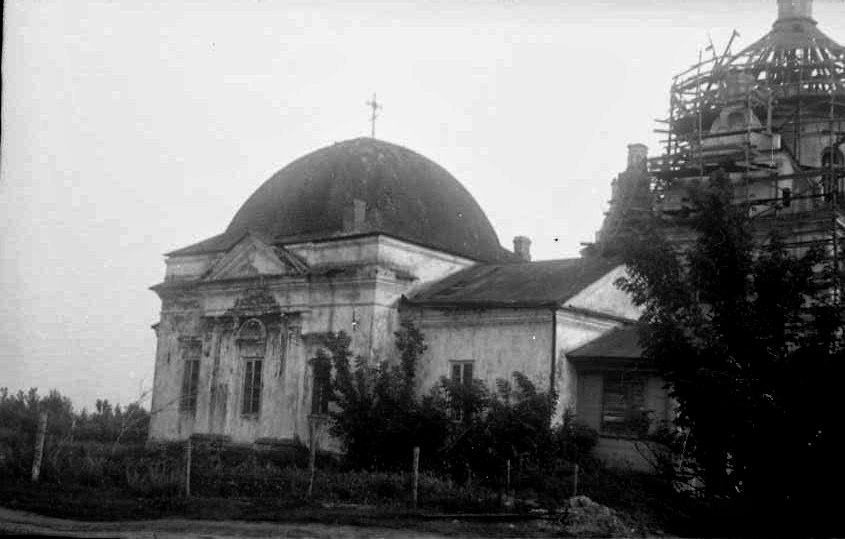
[179,340,202,414]
[601,371,648,437]
[448,360,475,420]
[311,358,331,415]
[242,359,262,416]
[450,361,474,386]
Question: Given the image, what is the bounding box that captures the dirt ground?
[0,506,459,539]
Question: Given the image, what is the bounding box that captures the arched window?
[238,319,265,416]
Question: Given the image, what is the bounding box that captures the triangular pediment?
[203,233,307,282]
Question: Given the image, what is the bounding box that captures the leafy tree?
[437,373,596,484]
[617,170,845,517]
[325,324,449,470]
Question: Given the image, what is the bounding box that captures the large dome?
[173,138,510,262]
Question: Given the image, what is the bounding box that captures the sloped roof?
[408,256,621,308]
[568,326,642,359]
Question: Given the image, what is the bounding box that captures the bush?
[319,323,598,495]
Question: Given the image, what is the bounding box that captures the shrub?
[321,322,598,493]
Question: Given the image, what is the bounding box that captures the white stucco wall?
[414,308,554,396]
[553,309,621,421]
[150,233,477,448]
[563,265,641,322]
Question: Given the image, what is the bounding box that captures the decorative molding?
[202,233,309,283]
[301,331,332,347]
[417,308,553,328]
[161,294,201,312]
[225,287,282,317]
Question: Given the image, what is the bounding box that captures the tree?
[325,323,449,470]
[618,170,845,519]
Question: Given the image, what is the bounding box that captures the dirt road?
[0,506,453,538]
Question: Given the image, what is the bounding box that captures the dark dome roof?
[172,138,511,262]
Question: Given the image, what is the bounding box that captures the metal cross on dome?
[366,93,382,138]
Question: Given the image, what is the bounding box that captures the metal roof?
[567,325,642,360]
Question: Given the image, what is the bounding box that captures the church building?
[148,137,668,466]
[150,0,841,468]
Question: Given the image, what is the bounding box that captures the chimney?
[778,0,813,21]
[626,143,648,171]
[513,236,531,262]
[342,198,367,232]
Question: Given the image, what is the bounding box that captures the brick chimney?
[626,143,648,171]
[778,0,813,21]
[513,236,531,262]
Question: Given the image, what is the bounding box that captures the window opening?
[238,319,265,416]
[601,371,649,437]
[180,339,202,414]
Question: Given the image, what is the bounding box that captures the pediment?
[203,233,307,282]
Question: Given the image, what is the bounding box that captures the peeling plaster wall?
[150,234,475,448]
[554,310,620,423]
[414,308,555,395]
[411,306,629,429]
[287,235,475,284]
[576,372,672,471]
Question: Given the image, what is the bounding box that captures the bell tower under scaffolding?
[599,0,845,287]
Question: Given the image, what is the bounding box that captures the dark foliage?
[617,170,845,531]
[321,321,597,492]
[0,387,151,479]
[326,323,450,471]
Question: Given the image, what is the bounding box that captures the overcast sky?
[2,0,844,410]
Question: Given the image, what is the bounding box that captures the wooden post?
[307,421,316,501]
[30,412,47,482]
[506,459,511,497]
[572,462,579,497]
[412,446,420,508]
[184,436,192,498]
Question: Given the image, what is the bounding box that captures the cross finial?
[365,93,382,138]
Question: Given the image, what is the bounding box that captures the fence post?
[30,412,48,482]
[572,462,579,497]
[307,421,316,501]
[185,436,192,498]
[412,446,420,508]
[506,459,511,497]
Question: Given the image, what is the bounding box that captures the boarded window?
[180,339,202,414]
[238,319,265,416]
[601,371,648,437]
